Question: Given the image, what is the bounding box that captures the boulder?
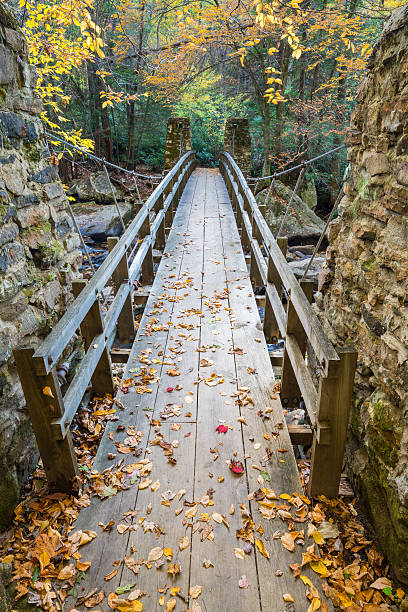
[71,200,132,242]
[69,171,119,203]
[256,180,324,242]
[288,255,326,285]
[299,178,317,210]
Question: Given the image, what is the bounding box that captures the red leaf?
[230,459,244,475]
[216,425,228,434]
[166,387,174,392]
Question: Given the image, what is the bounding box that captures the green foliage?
[174,72,249,165]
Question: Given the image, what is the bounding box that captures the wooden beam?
[107,238,135,344]
[288,424,313,446]
[110,348,131,363]
[280,280,314,409]
[14,348,78,491]
[308,348,357,498]
[72,279,115,397]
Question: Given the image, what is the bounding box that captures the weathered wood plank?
[216,173,323,610]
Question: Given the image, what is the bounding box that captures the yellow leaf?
[42,386,54,398]
[312,531,325,546]
[307,598,321,612]
[310,560,329,577]
[164,547,173,558]
[300,574,312,586]
[165,599,176,612]
[234,548,245,560]
[117,601,143,612]
[159,596,165,606]
[283,594,295,602]
[255,539,270,559]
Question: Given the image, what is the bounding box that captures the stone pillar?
[315,3,408,585]
[0,5,81,528]
[164,117,192,170]
[223,117,251,175]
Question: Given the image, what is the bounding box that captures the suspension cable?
[251,144,346,182]
[45,131,164,180]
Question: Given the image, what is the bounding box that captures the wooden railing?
[220,152,357,497]
[14,151,196,492]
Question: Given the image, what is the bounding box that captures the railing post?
[135,203,154,284]
[280,279,314,408]
[263,237,287,342]
[250,215,263,288]
[13,348,78,491]
[156,192,166,250]
[72,280,115,393]
[308,348,357,497]
[106,240,136,345]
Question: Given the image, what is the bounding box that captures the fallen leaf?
[216,425,228,434]
[255,539,269,559]
[179,536,189,551]
[166,598,176,611]
[370,577,392,590]
[229,459,244,475]
[42,386,54,398]
[189,585,202,599]
[283,593,294,603]
[147,547,163,562]
[105,568,119,581]
[84,590,105,608]
[238,575,249,589]
[281,532,295,552]
[234,548,245,560]
[212,512,223,524]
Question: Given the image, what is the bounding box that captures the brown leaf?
[84,590,105,608]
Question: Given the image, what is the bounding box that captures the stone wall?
[223,117,251,175]
[164,117,192,170]
[0,5,81,528]
[315,4,408,584]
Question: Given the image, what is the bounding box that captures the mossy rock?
[358,465,408,584]
[0,472,19,530]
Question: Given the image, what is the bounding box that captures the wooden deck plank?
[66,168,331,612]
[189,187,261,610]
[216,174,333,610]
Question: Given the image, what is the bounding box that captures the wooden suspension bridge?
[14,150,357,611]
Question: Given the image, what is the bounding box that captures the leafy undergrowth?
[0,392,123,609]
[296,460,406,610]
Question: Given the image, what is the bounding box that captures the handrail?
[220,152,338,370]
[32,151,195,376]
[14,151,196,492]
[220,151,357,498]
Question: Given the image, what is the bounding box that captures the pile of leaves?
[0,393,121,609]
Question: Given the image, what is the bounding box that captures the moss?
[22,287,34,298]
[0,86,7,104]
[22,143,41,164]
[361,257,377,272]
[0,473,19,530]
[356,174,370,199]
[366,424,400,467]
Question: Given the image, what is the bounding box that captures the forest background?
[13,0,406,206]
